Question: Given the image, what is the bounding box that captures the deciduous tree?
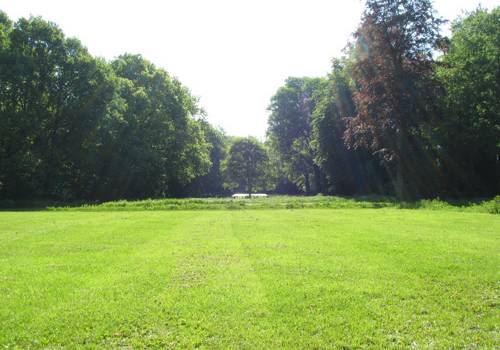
[436,7,500,196]
[344,0,444,199]
[267,77,325,194]
[225,137,268,196]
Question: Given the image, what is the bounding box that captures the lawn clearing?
[0,209,498,348]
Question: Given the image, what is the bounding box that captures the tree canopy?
[225,137,269,196]
[0,14,211,200]
[267,77,325,194]
[0,4,498,201]
[265,3,499,199]
[435,7,500,196]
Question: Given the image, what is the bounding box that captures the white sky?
[1,0,498,138]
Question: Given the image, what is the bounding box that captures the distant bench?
[231,193,268,198]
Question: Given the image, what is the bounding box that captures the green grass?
[3,195,497,213]
[0,208,498,349]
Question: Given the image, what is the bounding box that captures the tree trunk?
[304,172,311,195]
[393,163,406,200]
[313,164,322,194]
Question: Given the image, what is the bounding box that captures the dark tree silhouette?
[344,0,445,199]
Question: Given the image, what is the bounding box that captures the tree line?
[0,12,221,200]
[267,1,499,199]
[0,0,498,201]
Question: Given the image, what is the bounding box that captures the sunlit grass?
[1,209,498,348]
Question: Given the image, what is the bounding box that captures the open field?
[0,208,499,349]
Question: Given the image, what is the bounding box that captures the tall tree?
[0,11,10,48]
[344,0,444,199]
[185,120,227,197]
[0,11,12,196]
[0,13,215,201]
[267,77,325,194]
[94,54,211,199]
[313,58,387,195]
[0,15,115,199]
[225,137,269,196]
[436,7,500,196]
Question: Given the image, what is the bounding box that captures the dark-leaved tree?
[313,58,387,195]
[344,0,445,199]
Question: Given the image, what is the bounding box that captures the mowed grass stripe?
[0,212,276,348]
[1,212,189,347]
[0,210,498,348]
[230,210,499,348]
[156,212,277,348]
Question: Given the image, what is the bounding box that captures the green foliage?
[312,57,387,195]
[185,121,227,197]
[0,15,117,199]
[1,209,498,347]
[266,0,451,199]
[436,7,500,196]
[225,137,269,195]
[17,195,495,214]
[1,5,498,201]
[0,13,213,200]
[94,54,211,199]
[266,2,498,200]
[344,0,445,199]
[0,11,11,49]
[267,77,326,194]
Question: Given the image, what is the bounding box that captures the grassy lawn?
[0,209,498,349]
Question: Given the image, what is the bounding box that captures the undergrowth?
[39,195,500,213]
[1,195,497,213]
